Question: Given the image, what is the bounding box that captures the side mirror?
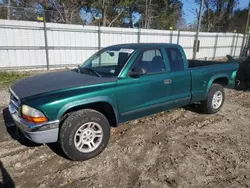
[128,68,147,77]
[107,51,115,57]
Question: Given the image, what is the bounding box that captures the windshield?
[80,47,135,77]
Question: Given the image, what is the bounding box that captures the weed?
[0,71,30,88]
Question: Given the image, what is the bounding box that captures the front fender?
[57,96,119,123]
[206,74,230,93]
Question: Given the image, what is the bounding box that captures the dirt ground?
[0,88,250,188]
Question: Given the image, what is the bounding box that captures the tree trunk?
[53,1,65,23]
[148,0,152,29]
[64,9,70,24]
[144,0,148,28]
[205,1,209,32]
[226,0,234,20]
[102,0,107,26]
[216,0,223,28]
[7,0,11,20]
[129,6,133,28]
[109,10,123,27]
[224,0,234,31]
[144,0,152,29]
[217,0,223,14]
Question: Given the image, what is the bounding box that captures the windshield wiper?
[82,67,102,77]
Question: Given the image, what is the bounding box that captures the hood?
[10,70,116,99]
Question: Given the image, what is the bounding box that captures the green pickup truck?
[9,43,238,161]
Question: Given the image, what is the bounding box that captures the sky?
[183,0,250,24]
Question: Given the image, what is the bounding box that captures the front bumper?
[9,103,59,144]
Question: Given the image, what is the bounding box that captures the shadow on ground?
[183,104,203,114]
[47,142,70,160]
[0,160,15,188]
[2,107,40,147]
[2,107,69,160]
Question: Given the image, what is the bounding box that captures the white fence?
[0,19,244,70]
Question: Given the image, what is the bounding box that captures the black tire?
[59,109,110,161]
[200,84,225,114]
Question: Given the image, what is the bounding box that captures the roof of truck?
[106,43,181,49]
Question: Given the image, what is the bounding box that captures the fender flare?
[56,96,119,124]
[206,74,229,94]
[231,70,237,80]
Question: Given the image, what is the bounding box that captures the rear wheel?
[59,109,110,161]
[200,84,225,114]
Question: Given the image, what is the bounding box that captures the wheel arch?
[57,96,119,127]
[206,74,229,94]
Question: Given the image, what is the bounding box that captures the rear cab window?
[165,48,184,72]
[132,49,166,74]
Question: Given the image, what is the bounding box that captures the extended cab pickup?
[9,43,238,161]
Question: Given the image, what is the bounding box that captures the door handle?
[164,79,172,85]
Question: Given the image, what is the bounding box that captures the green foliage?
[195,0,243,32]
[231,8,249,33]
[148,0,183,30]
[0,71,30,88]
[0,7,7,19]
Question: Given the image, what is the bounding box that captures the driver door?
[116,48,173,123]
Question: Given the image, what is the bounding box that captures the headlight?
[22,105,48,124]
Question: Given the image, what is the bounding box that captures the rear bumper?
[9,103,59,144]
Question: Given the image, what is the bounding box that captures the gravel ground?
[0,89,9,110]
[0,88,250,188]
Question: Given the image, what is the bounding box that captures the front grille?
[9,90,21,115]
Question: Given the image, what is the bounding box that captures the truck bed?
[188,60,227,68]
[187,59,238,103]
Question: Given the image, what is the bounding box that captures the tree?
[152,0,183,30]
[230,8,249,33]
[195,0,240,32]
[0,0,184,29]
[137,0,183,30]
[38,0,89,24]
[120,0,138,27]
[0,0,38,21]
[0,0,6,19]
[88,0,140,27]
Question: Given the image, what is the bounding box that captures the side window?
[132,49,166,74]
[142,49,162,61]
[166,48,184,72]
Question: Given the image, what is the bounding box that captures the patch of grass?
[0,71,30,88]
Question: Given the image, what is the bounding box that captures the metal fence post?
[98,25,101,50]
[230,34,236,56]
[233,33,239,57]
[213,34,219,60]
[177,30,180,44]
[43,11,49,70]
[240,3,250,56]
[240,32,249,57]
[137,28,141,43]
[170,31,173,44]
[193,0,204,60]
[97,25,101,66]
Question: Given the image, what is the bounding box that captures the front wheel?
[59,109,110,161]
[200,84,225,114]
